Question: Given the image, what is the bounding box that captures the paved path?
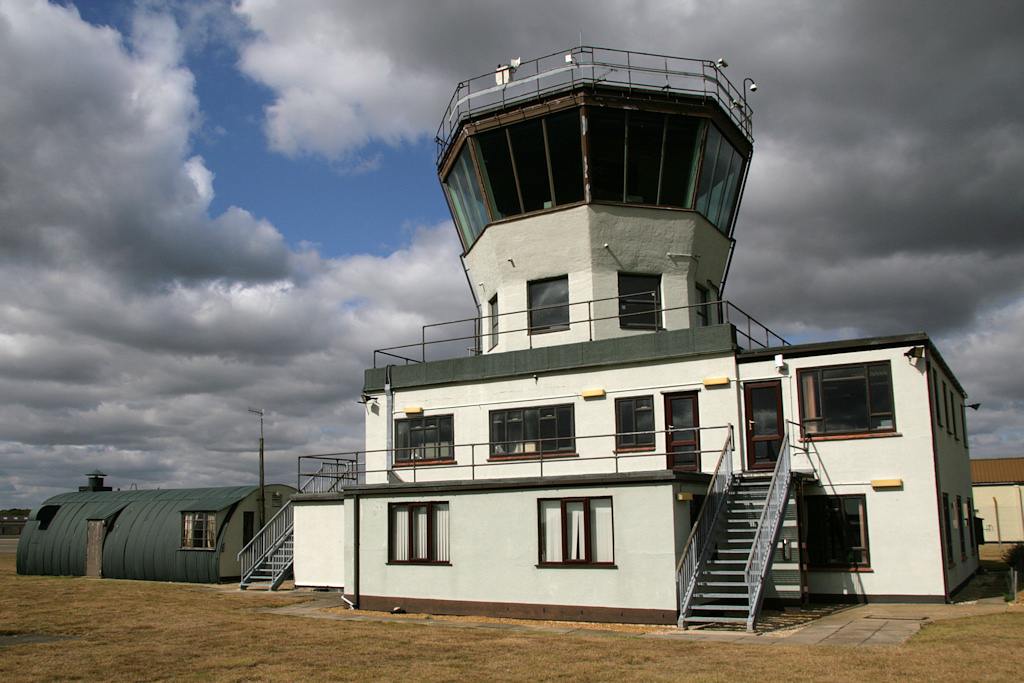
[258,591,1009,647]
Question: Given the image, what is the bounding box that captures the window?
[943,493,954,564]
[395,415,454,462]
[616,396,655,450]
[798,362,895,436]
[961,404,969,447]
[956,496,966,557]
[695,284,710,327]
[943,381,951,434]
[932,368,942,427]
[588,107,704,208]
[389,502,449,564]
[618,274,660,329]
[475,109,584,221]
[443,144,489,249]
[967,498,977,552]
[806,496,868,568]
[490,405,575,456]
[181,511,216,550]
[488,294,499,349]
[528,276,569,333]
[36,505,60,531]
[694,123,746,233]
[538,497,614,565]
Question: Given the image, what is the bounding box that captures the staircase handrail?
[743,433,792,631]
[300,459,359,493]
[238,499,294,582]
[677,426,734,626]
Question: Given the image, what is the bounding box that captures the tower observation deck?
[435,46,757,355]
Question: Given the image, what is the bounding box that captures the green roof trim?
[365,324,737,392]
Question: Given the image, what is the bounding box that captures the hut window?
[36,505,60,530]
[181,511,216,550]
[272,492,283,508]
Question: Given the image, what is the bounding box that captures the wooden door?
[744,380,784,470]
[85,520,104,577]
[665,392,700,470]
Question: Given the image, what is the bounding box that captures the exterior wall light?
[904,346,926,359]
[403,407,423,415]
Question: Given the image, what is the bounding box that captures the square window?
[181,511,216,550]
[389,502,449,564]
[618,274,660,329]
[798,362,895,436]
[394,415,454,462]
[528,277,569,333]
[615,396,655,450]
[806,496,868,568]
[538,497,614,565]
[490,405,575,456]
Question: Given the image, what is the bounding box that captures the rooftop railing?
[436,45,753,164]
[372,296,788,368]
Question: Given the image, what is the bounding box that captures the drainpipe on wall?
[385,365,394,473]
[1017,486,1024,544]
[994,497,1002,548]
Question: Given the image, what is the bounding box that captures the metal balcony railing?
[437,45,753,163]
[372,296,787,368]
[297,425,735,492]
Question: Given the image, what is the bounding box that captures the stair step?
[684,615,749,624]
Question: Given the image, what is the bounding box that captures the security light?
[904,346,926,359]
[967,403,981,411]
[717,58,728,68]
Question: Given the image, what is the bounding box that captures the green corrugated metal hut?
[17,481,295,583]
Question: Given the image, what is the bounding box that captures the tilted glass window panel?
[545,109,585,206]
[660,116,704,207]
[822,377,871,433]
[476,129,521,218]
[694,123,721,217]
[625,110,665,204]
[509,118,551,212]
[588,107,626,202]
[444,145,488,247]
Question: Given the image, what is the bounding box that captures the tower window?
[488,294,499,349]
[528,276,569,333]
[618,274,660,329]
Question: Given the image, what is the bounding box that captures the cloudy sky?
[1,0,1021,508]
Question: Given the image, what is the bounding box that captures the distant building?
[18,472,294,583]
[0,515,27,536]
[251,47,978,630]
[972,457,1024,545]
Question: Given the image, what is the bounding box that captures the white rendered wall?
[929,359,979,592]
[738,346,958,600]
[364,351,740,483]
[293,500,345,589]
[975,485,1024,544]
[465,204,732,353]
[356,482,684,613]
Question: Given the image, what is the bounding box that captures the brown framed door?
[744,380,784,470]
[665,392,700,470]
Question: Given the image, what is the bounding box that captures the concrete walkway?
[260,592,1009,647]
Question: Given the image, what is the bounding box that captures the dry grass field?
[2,555,1024,682]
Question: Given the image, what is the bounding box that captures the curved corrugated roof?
[17,486,258,582]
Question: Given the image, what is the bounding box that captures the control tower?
[435,47,753,353]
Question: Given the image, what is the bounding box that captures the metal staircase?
[238,458,359,590]
[239,500,294,590]
[678,434,792,631]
